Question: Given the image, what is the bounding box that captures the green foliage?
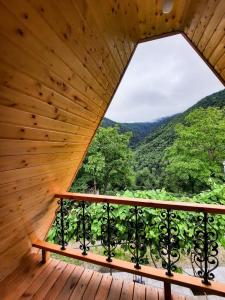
[165,107,225,192]
[48,184,225,261]
[134,89,225,191]
[101,116,173,147]
[72,126,135,193]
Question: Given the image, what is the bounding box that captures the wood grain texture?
[32,240,225,298]
[0,254,194,300]
[0,0,224,282]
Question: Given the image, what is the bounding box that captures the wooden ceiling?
[0,0,224,281]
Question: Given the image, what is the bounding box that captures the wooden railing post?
[164,282,171,300]
[41,249,50,263]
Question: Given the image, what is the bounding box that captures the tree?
[72,126,135,193]
[165,107,225,193]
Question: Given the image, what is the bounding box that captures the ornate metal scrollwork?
[55,198,71,250]
[127,206,148,269]
[158,209,180,276]
[75,201,92,255]
[101,203,119,262]
[192,212,219,285]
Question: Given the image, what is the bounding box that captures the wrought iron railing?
[51,193,225,285]
[33,192,225,299]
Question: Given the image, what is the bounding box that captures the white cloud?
[105,34,223,122]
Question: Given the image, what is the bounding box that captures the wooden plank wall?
[0,0,224,281]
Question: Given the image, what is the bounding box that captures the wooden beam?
[32,240,225,297]
[55,192,225,214]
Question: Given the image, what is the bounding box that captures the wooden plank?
[171,293,187,300]
[158,288,164,300]
[82,271,103,300]
[80,0,124,73]
[69,269,94,300]
[0,32,104,116]
[0,139,86,156]
[0,0,109,104]
[19,259,59,300]
[55,266,85,300]
[198,1,225,52]
[108,278,123,300]
[133,282,146,300]
[27,0,112,95]
[0,254,42,298]
[94,274,113,300]
[32,240,225,298]
[0,152,80,172]
[0,84,98,123]
[44,263,76,300]
[120,280,134,300]
[208,34,225,66]
[0,159,78,184]
[0,59,104,117]
[184,1,208,40]
[191,0,219,47]
[55,192,225,214]
[54,0,119,89]
[32,260,67,299]
[0,103,93,136]
[1,256,53,300]
[146,286,159,300]
[0,122,90,143]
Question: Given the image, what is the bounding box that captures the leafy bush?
[48,184,225,262]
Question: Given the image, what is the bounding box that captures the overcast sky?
[105,34,224,123]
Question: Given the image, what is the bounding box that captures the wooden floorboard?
[0,255,194,300]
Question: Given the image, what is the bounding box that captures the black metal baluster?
[158,209,180,276]
[54,198,70,250]
[76,201,92,255]
[192,212,219,285]
[127,206,147,269]
[101,203,118,262]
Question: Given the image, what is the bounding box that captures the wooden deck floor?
[0,254,192,300]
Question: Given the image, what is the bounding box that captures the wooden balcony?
[1,192,225,299]
[1,253,192,300]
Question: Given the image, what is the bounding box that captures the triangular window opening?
[71,33,224,197]
[47,34,225,284]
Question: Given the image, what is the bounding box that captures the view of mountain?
[101,116,175,147]
[102,89,225,149]
[134,89,225,187]
[101,89,225,189]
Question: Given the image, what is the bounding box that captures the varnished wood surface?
[55,192,225,214]
[32,240,225,298]
[0,254,191,300]
[0,0,224,282]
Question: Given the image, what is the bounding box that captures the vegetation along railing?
[32,192,225,300]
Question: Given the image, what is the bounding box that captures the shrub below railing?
[47,192,225,287]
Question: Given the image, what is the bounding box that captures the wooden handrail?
[33,240,225,297]
[55,192,225,214]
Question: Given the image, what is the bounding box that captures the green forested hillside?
[101,116,174,147]
[73,89,225,194]
[134,89,225,190]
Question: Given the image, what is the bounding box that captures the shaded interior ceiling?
[0,0,224,281]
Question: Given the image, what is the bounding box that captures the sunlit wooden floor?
[0,254,192,300]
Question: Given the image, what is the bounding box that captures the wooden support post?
[164,282,172,300]
[41,249,50,264]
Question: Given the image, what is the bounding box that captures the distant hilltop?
[101,89,225,147]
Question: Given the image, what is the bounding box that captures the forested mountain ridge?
[134,89,225,189]
[73,89,225,194]
[101,116,174,147]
